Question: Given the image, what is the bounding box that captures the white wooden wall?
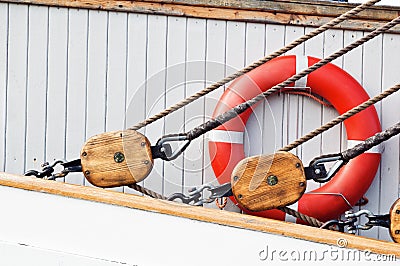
[0,3,399,241]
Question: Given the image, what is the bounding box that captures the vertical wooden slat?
[303,26,324,192]
[0,3,8,172]
[5,4,28,174]
[321,29,343,157]
[244,22,266,157]
[360,33,383,240]
[225,21,245,78]
[163,16,186,196]
[125,13,147,129]
[65,9,88,185]
[143,15,167,195]
[25,6,48,172]
[106,12,127,133]
[379,32,400,241]
[263,24,285,154]
[124,13,148,194]
[86,10,107,139]
[46,7,68,178]
[282,25,306,220]
[283,26,305,157]
[84,10,108,187]
[183,18,206,191]
[203,19,227,209]
[105,11,128,192]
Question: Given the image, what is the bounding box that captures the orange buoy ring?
[208,55,381,222]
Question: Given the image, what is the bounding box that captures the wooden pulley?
[389,198,400,243]
[80,130,153,188]
[231,152,307,212]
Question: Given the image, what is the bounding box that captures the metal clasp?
[151,134,191,161]
[24,159,82,180]
[305,155,345,183]
[167,182,232,206]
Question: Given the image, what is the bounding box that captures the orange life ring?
[208,55,381,222]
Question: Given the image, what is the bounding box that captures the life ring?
[208,55,381,222]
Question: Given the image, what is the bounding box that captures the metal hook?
[152,134,191,161]
[307,155,345,183]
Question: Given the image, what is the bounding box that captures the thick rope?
[278,206,324,227]
[129,0,381,131]
[128,183,167,200]
[280,83,400,152]
[341,121,400,161]
[186,16,400,141]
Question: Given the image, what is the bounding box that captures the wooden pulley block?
[80,130,153,188]
[389,198,400,243]
[231,152,307,212]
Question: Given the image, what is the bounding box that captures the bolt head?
[114,152,125,163]
[267,175,278,186]
[233,176,239,181]
[314,169,321,175]
[144,160,150,165]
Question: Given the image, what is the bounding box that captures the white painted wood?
[244,22,266,157]
[46,7,68,181]
[65,9,88,185]
[263,24,285,154]
[86,10,107,138]
[0,184,396,266]
[124,13,148,194]
[163,16,186,196]
[184,18,206,191]
[104,11,128,192]
[225,21,245,80]
[379,33,400,241]
[283,26,305,157]
[360,34,383,240]
[143,15,167,195]
[25,5,48,173]
[0,3,8,172]
[303,26,324,193]
[321,29,343,158]
[5,4,28,174]
[203,19,229,210]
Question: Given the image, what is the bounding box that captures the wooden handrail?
[0,171,399,257]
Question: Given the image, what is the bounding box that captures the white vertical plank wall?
[0,2,399,242]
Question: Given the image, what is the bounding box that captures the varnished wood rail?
[1,0,400,34]
[0,171,399,257]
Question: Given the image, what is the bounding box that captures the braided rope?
[280,84,400,152]
[129,0,380,131]
[128,183,167,200]
[341,121,400,161]
[278,206,324,227]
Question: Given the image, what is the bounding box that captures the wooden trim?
[1,0,400,34]
[0,172,399,257]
